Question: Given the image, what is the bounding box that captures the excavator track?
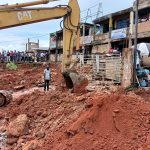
[0,93,6,107]
[0,91,12,107]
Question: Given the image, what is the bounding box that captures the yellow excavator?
[0,0,88,106]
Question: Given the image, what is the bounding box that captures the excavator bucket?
[63,71,88,93]
[61,0,88,92]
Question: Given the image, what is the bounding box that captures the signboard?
[92,44,109,53]
[80,36,93,45]
[28,42,39,52]
[111,28,127,40]
[50,33,56,49]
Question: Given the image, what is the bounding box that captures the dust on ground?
[0,63,63,91]
[0,63,150,150]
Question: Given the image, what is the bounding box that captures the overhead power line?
[81,4,98,13]
[81,2,103,23]
[0,2,103,45]
[0,33,50,44]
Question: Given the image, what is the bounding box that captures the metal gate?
[93,54,123,83]
[78,53,123,84]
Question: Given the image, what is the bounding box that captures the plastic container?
[140,80,147,87]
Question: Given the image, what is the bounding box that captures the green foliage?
[125,86,138,93]
[6,62,17,71]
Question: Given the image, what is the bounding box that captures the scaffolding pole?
[133,0,139,87]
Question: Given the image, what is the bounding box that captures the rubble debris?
[6,137,18,145]
[22,140,39,150]
[0,64,150,150]
[42,91,150,150]
[35,131,45,139]
[13,85,25,91]
[7,114,29,137]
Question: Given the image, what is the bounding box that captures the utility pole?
[133,0,139,87]
[85,8,92,23]
[96,3,103,19]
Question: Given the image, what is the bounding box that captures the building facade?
[26,38,39,52]
[133,0,150,43]
[92,0,150,54]
[93,8,132,54]
[49,23,95,62]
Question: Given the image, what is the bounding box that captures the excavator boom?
[0,0,58,9]
[0,6,68,29]
[0,0,88,93]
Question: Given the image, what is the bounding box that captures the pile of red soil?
[0,89,86,150]
[0,87,150,150]
[1,63,150,150]
[0,63,63,91]
[73,79,89,94]
[134,88,150,101]
[41,91,150,150]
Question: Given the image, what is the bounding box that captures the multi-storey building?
[93,7,132,54]
[92,0,150,54]
[49,23,95,61]
[48,0,150,86]
[133,0,150,43]
[26,38,39,52]
[49,30,63,62]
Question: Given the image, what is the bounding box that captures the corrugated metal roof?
[93,7,132,24]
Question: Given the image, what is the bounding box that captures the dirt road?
[0,63,150,150]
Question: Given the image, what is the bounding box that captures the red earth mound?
[0,63,63,91]
[42,91,150,150]
[0,64,150,150]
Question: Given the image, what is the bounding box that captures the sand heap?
[42,91,150,150]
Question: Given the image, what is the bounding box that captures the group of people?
[0,50,34,63]
[0,50,49,63]
[108,47,121,55]
[36,52,49,62]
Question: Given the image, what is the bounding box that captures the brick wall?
[132,21,150,38]
[138,21,150,33]
[138,0,150,10]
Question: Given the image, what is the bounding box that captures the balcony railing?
[132,21,150,38]
[94,33,109,44]
[57,40,63,49]
[137,20,150,33]
[80,36,93,45]
[138,1,150,10]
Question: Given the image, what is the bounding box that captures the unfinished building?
[49,23,94,62]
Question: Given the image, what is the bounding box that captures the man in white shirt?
[44,65,51,91]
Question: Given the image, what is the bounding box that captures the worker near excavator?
[44,65,51,91]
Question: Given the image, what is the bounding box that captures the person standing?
[2,50,5,62]
[148,74,150,87]
[13,50,17,63]
[10,51,13,62]
[0,51,2,62]
[4,50,7,62]
[7,51,10,62]
[44,65,51,91]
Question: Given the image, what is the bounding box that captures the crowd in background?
[0,50,49,63]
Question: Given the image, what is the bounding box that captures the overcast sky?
[0,0,135,51]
